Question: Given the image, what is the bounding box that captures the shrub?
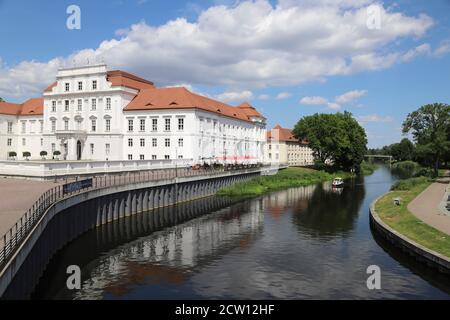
[23,151,31,160]
[53,150,61,156]
[392,161,420,179]
[8,151,17,158]
[40,151,47,156]
[391,176,429,191]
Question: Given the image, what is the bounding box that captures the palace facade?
[0,64,266,164]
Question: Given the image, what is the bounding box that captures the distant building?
[0,64,266,164]
[265,125,314,166]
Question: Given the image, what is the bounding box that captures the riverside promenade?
[0,178,62,236]
[408,171,450,235]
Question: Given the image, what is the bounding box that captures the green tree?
[0,97,4,102]
[390,138,415,161]
[293,112,367,171]
[402,103,450,176]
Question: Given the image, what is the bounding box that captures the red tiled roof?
[0,98,43,116]
[267,125,308,144]
[237,102,265,119]
[124,87,264,122]
[107,70,155,91]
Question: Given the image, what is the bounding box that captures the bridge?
[0,164,284,298]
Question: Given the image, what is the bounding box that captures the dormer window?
[92,80,97,90]
[65,83,70,92]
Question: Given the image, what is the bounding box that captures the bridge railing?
[0,164,269,270]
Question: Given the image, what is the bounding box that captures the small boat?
[332,177,344,188]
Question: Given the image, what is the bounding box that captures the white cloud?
[432,40,450,57]
[327,102,341,110]
[215,90,253,103]
[357,114,393,123]
[299,96,328,105]
[335,89,368,104]
[0,0,438,100]
[275,92,292,100]
[257,94,271,100]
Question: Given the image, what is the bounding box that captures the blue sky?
[1,0,449,147]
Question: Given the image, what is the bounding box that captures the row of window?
[127,118,184,132]
[51,97,111,112]
[127,138,184,148]
[127,154,183,160]
[64,80,98,92]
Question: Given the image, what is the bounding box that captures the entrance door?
[77,141,82,160]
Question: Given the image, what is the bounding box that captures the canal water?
[32,166,450,299]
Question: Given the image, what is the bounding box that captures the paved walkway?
[408,171,450,235]
[0,178,61,237]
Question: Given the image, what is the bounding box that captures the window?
[65,83,70,92]
[105,144,110,156]
[52,101,56,112]
[140,119,145,131]
[165,138,170,147]
[140,155,145,160]
[39,121,44,133]
[7,122,13,133]
[152,138,157,147]
[178,155,183,159]
[140,138,145,147]
[51,120,56,132]
[78,81,83,91]
[178,138,183,147]
[106,98,111,110]
[40,138,43,146]
[128,154,133,160]
[64,120,69,131]
[152,118,157,131]
[91,119,97,132]
[178,118,184,131]
[91,99,96,111]
[77,99,82,111]
[92,80,97,90]
[7,138,12,146]
[64,100,69,112]
[22,138,26,146]
[105,119,111,132]
[76,119,82,130]
[90,143,94,155]
[152,155,157,160]
[128,119,134,132]
[128,138,133,147]
[165,118,171,131]
[21,121,26,133]
[164,155,170,160]
[51,143,56,153]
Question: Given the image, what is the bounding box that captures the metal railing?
[0,164,266,270]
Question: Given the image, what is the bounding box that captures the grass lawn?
[375,179,450,258]
[217,167,350,197]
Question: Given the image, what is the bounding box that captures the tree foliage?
[402,103,450,176]
[390,138,415,161]
[293,112,367,171]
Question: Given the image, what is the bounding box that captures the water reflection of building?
[264,184,317,218]
[73,201,264,299]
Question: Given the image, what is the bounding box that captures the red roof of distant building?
[267,125,308,144]
[124,87,264,122]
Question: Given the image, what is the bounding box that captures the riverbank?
[374,177,450,258]
[217,167,350,197]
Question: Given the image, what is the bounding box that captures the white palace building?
[0,64,267,176]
